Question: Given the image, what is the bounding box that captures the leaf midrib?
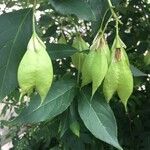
[82,92,118,145]
[20,84,74,118]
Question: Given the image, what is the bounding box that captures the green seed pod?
[91,35,110,64]
[72,35,89,51]
[103,35,133,109]
[71,35,89,72]
[115,39,133,109]
[103,62,119,102]
[81,34,109,96]
[101,38,111,64]
[18,32,53,103]
[81,51,95,87]
[111,36,130,66]
[91,51,108,96]
[117,60,133,109]
[71,53,87,72]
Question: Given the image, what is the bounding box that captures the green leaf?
[49,0,96,21]
[0,9,32,101]
[78,88,122,150]
[58,34,67,44]
[87,0,108,21]
[69,101,80,137]
[130,65,147,77]
[70,121,80,137]
[59,111,69,138]
[43,25,57,38]
[47,43,77,59]
[11,79,76,125]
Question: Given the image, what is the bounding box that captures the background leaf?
[12,79,76,125]
[87,0,108,21]
[0,0,149,149]
[78,88,122,150]
[0,8,32,101]
[49,0,96,21]
[47,44,77,60]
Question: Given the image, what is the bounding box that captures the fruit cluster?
[71,32,133,110]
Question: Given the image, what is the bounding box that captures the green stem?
[92,11,112,46]
[101,14,113,36]
[32,0,37,52]
[115,20,121,48]
[116,20,119,36]
[107,0,122,24]
[91,13,112,48]
[107,0,120,46]
[99,9,109,33]
[32,0,36,33]
[19,93,23,103]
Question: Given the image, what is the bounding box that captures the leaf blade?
[11,79,76,125]
[49,0,96,21]
[78,88,122,150]
[0,9,32,100]
[47,43,77,60]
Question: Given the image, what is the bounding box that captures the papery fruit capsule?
[91,50,108,96]
[103,35,133,110]
[81,51,95,87]
[81,34,109,96]
[103,62,119,102]
[117,60,133,109]
[71,35,89,72]
[91,35,110,64]
[115,41,133,110]
[18,32,53,103]
[111,36,130,66]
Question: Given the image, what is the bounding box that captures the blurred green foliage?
[0,0,149,150]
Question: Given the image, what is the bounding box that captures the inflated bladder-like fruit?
[71,35,89,72]
[18,32,53,103]
[91,35,110,64]
[91,50,108,96]
[103,35,133,109]
[81,51,95,87]
[103,62,119,101]
[81,34,109,96]
[117,59,133,108]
